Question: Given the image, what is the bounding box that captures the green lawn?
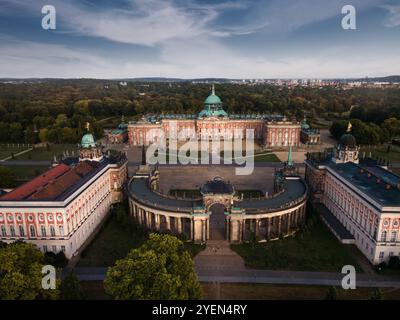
[360,145,400,163]
[77,214,148,267]
[254,153,281,162]
[13,144,78,161]
[231,209,362,272]
[77,209,204,267]
[7,165,50,180]
[0,144,32,160]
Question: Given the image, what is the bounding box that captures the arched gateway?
[128,162,308,244]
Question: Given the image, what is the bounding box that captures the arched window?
[29,225,36,237]
[381,231,387,242]
[19,225,25,237]
[41,225,46,237]
[1,225,6,236]
[391,231,397,242]
[10,225,15,237]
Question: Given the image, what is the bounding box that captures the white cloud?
[381,5,400,27]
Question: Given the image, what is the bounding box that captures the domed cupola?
[301,117,310,130]
[332,122,359,164]
[198,84,228,118]
[79,123,103,162]
[338,133,357,149]
[81,133,96,148]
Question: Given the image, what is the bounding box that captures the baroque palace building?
[305,123,400,265]
[127,151,308,243]
[128,85,301,147]
[0,130,128,259]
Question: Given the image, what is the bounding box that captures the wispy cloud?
[381,4,400,27]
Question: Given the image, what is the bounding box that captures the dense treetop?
[0,80,399,144]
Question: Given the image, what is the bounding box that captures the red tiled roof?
[29,162,96,200]
[0,164,71,200]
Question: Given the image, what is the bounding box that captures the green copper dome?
[81,133,96,148]
[198,84,228,118]
[204,93,222,105]
[301,118,310,130]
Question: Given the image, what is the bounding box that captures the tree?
[0,166,16,188]
[39,128,49,143]
[61,270,86,300]
[104,233,202,300]
[0,242,59,300]
[25,127,37,144]
[329,120,348,140]
[325,286,338,300]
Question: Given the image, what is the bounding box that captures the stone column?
[278,216,282,236]
[177,217,182,234]
[155,214,160,230]
[165,215,170,231]
[255,219,260,238]
[190,219,194,241]
[266,217,271,240]
[147,212,152,229]
[287,213,291,233]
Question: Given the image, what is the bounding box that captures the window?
[43,245,48,252]
[52,245,57,252]
[50,226,55,237]
[61,246,66,252]
[19,225,25,237]
[379,251,385,262]
[1,225,6,236]
[41,225,46,237]
[10,225,15,237]
[29,225,36,237]
[59,226,64,236]
[381,231,387,242]
[391,231,397,242]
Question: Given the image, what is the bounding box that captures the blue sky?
[0,0,399,78]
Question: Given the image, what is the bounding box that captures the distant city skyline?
[0,0,399,78]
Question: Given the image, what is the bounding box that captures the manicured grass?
[231,212,362,272]
[360,145,400,163]
[7,165,50,181]
[254,153,281,162]
[77,214,147,267]
[77,211,204,267]
[201,283,400,300]
[0,144,32,160]
[14,144,78,161]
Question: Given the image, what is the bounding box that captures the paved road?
[71,266,400,288]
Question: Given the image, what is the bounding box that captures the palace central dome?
[204,93,222,105]
[81,133,96,148]
[198,84,228,118]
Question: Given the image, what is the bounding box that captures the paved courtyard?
[156,165,277,195]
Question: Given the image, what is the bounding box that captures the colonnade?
[129,198,307,244]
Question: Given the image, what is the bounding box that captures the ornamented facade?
[0,131,128,259]
[305,123,400,265]
[128,86,301,147]
[300,118,320,145]
[128,153,308,244]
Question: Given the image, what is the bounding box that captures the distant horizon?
[1,75,400,81]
